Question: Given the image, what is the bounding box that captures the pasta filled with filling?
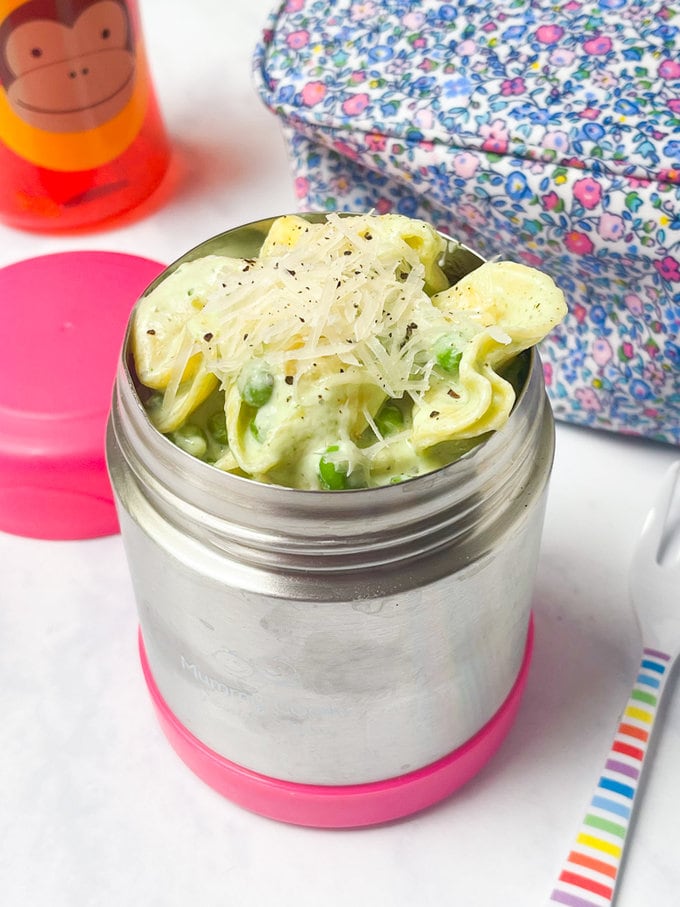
[131,213,567,489]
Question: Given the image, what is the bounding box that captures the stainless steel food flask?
[106,215,556,821]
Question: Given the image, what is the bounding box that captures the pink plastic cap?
[0,251,164,540]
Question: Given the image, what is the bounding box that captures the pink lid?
[0,251,165,540]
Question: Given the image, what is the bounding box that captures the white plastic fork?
[547,461,680,907]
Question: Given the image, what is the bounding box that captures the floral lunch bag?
[254,0,680,445]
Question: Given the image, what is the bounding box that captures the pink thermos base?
[138,618,533,828]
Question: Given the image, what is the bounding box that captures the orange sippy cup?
[0,0,170,231]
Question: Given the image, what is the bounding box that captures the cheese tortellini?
[131,213,566,489]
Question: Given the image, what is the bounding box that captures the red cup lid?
[0,250,165,540]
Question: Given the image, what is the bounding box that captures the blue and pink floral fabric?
[254,0,680,444]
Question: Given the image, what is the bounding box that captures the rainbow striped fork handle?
[547,647,673,907]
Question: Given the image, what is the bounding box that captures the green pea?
[239,367,274,408]
[438,349,462,372]
[207,411,228,445]
[172,424,208,460]
[375,402,404,437]
[434,335,463,373]
[319,446,349,490]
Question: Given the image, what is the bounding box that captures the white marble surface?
[1,2,678,905]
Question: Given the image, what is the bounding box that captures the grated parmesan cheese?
[184,213,445,400]
[132,213,567,488]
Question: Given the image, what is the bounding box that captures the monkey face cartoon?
[1,0,135,133]
[0,0,153,171]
